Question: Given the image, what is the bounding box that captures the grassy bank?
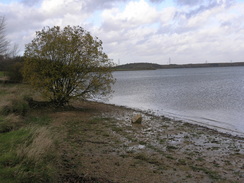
[0,84,57,182]
[0,71,4,77]
[0,82,243,183]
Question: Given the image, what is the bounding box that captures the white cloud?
[101,0,158,31]
[120,0,158,24]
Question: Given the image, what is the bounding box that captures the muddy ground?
[49,100,243,183]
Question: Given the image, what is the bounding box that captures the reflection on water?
[108,67,244,136]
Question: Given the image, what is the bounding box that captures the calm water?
[108,67,244,136]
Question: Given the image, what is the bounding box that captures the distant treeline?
[0,55,24,71]
[113,62,244,71]
[0,56,24,83]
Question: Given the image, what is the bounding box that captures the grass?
[1,98,29,116]
[166,145,178,151]
[25,115,52,126]
[0,115,22,133]
[0,90,7,96]
[0,124,57,183]
[190,165,222,180]
[0,128,45,182]
[0,83,58,182]
[0,71,4,77]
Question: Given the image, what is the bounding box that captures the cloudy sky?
[1,0,244,65]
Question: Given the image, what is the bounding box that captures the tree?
[23,26,115,106]
[0,16,9,56]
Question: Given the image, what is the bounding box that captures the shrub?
[3,56,24,83]
[6,62,23,83]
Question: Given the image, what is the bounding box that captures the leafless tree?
[0,16,9,56]
[8,43,20,58]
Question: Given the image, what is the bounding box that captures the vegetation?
[0,16,22,83]
[23,25,115,106]
[114,63,162,71]
[0,71,4,77]
[0,56,24,83]
[0,84,58,182]
[113,62,244,71]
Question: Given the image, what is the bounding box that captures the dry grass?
[4,114,22,123]
[17,127,54,161]
[0,86,23,108]
[0,96,12,109]
[0,85,31,116]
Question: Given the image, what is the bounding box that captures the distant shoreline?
[103,101,244,138]
[113,62,244,71]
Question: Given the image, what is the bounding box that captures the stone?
[131,114,142,124]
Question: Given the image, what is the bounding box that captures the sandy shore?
[53,100,244,183]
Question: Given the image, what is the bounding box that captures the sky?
[1,0,244,65]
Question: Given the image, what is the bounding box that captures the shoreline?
[96,100,244,140]
[70,100,244,182]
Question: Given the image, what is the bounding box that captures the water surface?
[108,67,244,136]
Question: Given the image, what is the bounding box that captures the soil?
[49,100,244,183]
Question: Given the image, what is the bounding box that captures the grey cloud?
[174,3,216,19]
[149,0,165,3]
[21,0,43,7]
[174,0,235,20]
[174,0,204,6]
[83,0,129,12]
[84,0,166,12]
[175,0,235,7]
[220,21,232,28]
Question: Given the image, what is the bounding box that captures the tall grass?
[0,83,58,182]
[0,71,4,77]
[0,114,22,133]
[0,126,57,182]
[1,98,29,116]
[0,85,32,116]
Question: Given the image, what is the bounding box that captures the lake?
[108,66,244,136]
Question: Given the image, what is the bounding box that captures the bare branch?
[0,16,9,56]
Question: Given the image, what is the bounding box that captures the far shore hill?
[113,62,244,71]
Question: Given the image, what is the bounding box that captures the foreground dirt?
[49,101,243,183]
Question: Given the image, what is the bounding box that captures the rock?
[131,114,142,124]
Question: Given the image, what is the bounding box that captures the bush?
[5,56,24,83]
[6,62,23,83]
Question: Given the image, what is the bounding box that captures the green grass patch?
[0,90,7,96]
[0,116,13,133]
[0,128,31,182]
[111,125,123,132]
[134,153,149,161]
[190,165,222,180]
[25,115,52,126]
[166,145,178,151]
[165,155,175,160]
[0,71,4,77]
[0,127,57,182]
[177,159,187,165]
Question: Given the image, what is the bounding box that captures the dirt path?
[50,101,243,183]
